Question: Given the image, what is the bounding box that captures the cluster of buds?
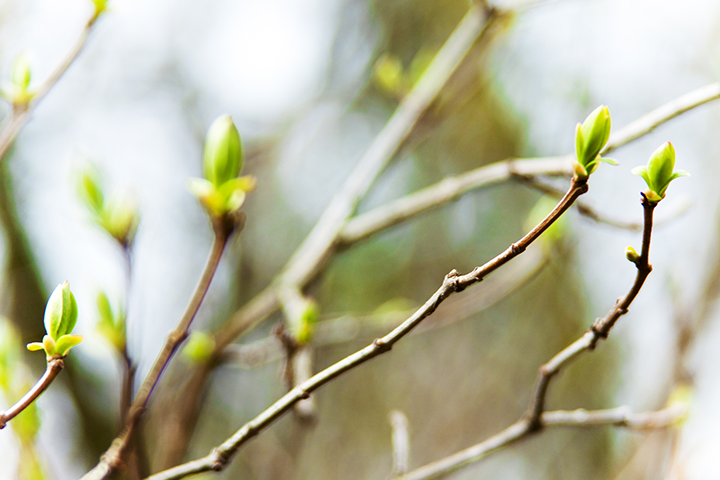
[188,114,256,222]
[27,282,83,360]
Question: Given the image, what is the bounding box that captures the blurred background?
[0,0,720,478]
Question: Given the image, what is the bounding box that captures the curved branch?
[0,13,102,163]
[0,357,64,429]
[394,405,686,480]
[216,4,497,347]
[399,195,657,480]
[81,228,230,480]
[143,177,588,480]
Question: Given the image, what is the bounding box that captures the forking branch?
[143,174,590,479]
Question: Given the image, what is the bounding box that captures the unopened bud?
[203,115,243,188]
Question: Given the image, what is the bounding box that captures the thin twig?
[396,195,656,480]
[143,178,588,480]
[390,410,410,477]
[602,82,720,154]
[528,195,655,427]
[339,81,720,245]
[0,357,64,429]
[81,228,230,480]
[215,4,495,348]
[222,245,547,369]
[394,405,686,480]
[518,176,691,231]
[0,14,101,163]
[339,156,571,245]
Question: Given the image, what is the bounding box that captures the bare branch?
[340,80,720,245]
[602,82,720,154]
[143,176,588,479]
[81,226,231,480]
[394,405,686,480]
[0,13,102,163]
[0,357,64,429]
[396,195,657,480]
[216,4,497,347]
[339,156,571,245]
[222,244,547,369]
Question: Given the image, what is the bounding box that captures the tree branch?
[396,194,657,480]
[0,357,64,429]
[393,405,686,480]
[215,3,496,348]
[143,177,588,479]
[0,13,101,163]
[81,227,230,480]
[339,80,720,245]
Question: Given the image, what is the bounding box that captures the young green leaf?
[632,142,689,204]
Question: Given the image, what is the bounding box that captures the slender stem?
[0,15,100,163]
[150,29,720,480]
[390,410,410,476]
[393,405,685,480]
[339,156,572,245]
[602,82,720,154]
[81,229,229,480]
[391,195,657,480]
[0,357,64,429]
[143,178,587,479]
[216,4,495,347]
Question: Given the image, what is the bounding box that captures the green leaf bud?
[43,281,78,340]
[7,53,34,107]
[574,105,613,178]
[96,292,126,352]
[102,193,139,247]
[626,246,640,264]
[182,331,216,364]
[11,53,31,92]
[77,164,105,218]
[203,115,243,188]
[373,53,406,97]
[287,297,319,345]
[632,142,689,204]
[91,0,109,18]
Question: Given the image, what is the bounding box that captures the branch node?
[373,338,392,353]
[510,242,525,255]
[299,390,311,400]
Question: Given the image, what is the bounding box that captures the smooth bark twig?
[143,177,588,479]
[81,227,230,480]
[393,405,686,480]
[397,195,657,480]
[215,4,496,348]
[0,357,64,429]
[0,13,101,163]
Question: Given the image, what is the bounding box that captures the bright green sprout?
[77,164,139,248]
[189,114,256,218]
[96,291,126,353]
[573,105,618,179]
[0,53,35,108]
[631,142,689,204]
[27,282,83,360]
[625,246,640,264]
[182,331,216,364]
